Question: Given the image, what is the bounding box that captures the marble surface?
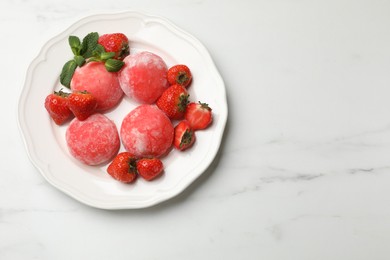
[2,0,390,259]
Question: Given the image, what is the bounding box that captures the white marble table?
[2,0,390,259]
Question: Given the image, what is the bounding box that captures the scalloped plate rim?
[17,10,228,210]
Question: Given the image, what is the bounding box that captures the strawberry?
[184,102,212,130]
[156,84,189,119]
[44,90,72,125]
[136,158,164,181]
[67,91,97,121]
[173,120,196,151]
[107,152,137,183]
[98,33,129,60]
[167,64,192,88]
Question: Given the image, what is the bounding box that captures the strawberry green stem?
[177,72,189,85]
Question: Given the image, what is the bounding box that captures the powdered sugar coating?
[118,51,169,104]
[121,105,174,158]
[70,61,123,111]
[66,113,120,165]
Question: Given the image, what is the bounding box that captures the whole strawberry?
[98,33,129,60]
[156,84,189,120]
[107,152,137,183]
[136,158,164,181]
[174,120,196,151]
[184,102,212,130]
[67,91,98,121]
[167,64,192,88]
[44,90,72,125]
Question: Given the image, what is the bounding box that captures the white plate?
[18,11,228,209]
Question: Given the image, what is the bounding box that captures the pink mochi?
[66,113,120,166]
[120,105,174,158]
[118,51,169,104]
[70,61,123,111]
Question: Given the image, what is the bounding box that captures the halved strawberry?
[107,152,137,183]
[156,84,189,120]
[184,102,212,130]
[136,158,164,181]
[98,33,129,60]
[173,120,196,151]
[44,90,72,125]
[167,64,192,88]
[67,91,97,121]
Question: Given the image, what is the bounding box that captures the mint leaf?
[87,57,101,63]
[69,36,81,55]
[92,44,105,58]
[60,60,77,88]
[100,52,115,60]
[74,55,85,67]
[80,32,99,58]
[105,59,124,72]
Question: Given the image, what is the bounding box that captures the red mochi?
[118,51,169,104]
[66,113,120,165]
[120,105,174,158]
[70,61,123,111]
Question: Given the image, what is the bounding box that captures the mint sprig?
[59,32,124,88]
[88,44,124,72]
